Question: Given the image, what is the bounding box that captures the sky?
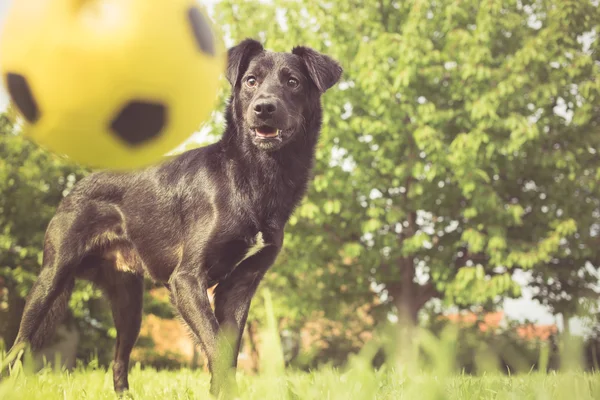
[0,1,591,334]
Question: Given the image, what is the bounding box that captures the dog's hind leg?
[10,225,81,353]
[97,269,143,394]
[10,202,126,360]
[11,273,76,353]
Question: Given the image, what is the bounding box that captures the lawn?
[2,320,600,400]
[1,363,599,400]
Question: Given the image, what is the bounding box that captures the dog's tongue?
[255,127,278,137]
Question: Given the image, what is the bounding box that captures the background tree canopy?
[0,109,91,347]
[1,0,599,369]
[212,0,600,358]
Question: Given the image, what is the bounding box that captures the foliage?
[421,313,560,374]
[0,110,100,347]
[2,0,600,373]
[0,111,187,365]
[212,0,600,331]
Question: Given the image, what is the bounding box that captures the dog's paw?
[116,389,135,400]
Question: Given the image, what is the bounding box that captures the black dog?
[8,39,342,396]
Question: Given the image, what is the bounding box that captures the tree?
[0,110,109,355]
[212,0,600,336]
[0,110,200,365]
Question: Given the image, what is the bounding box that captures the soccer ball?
[0,0,225,170]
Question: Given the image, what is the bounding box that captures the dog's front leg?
[168,269,234,397]
[213,247,280,369]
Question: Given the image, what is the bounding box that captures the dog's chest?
[236,231,266,266]
[204,229,273,284]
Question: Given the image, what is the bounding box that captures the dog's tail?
[26,277,75,351]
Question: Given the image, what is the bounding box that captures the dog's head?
[226,39,342,151]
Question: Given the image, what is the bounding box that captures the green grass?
[2,291,599,399]
[1,363,600,400]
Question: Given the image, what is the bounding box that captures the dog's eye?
[246,76,257,87]
[287,78,299,88]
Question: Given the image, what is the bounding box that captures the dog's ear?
[292,46,343,93]
[226,38,264,87]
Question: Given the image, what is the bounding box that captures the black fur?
[8,39,342,396]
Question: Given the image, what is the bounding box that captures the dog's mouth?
[253,126,281,140]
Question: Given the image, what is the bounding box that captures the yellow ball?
[0,0,225,169]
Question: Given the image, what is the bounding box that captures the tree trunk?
[0,282,25,349]
[387,258,436,325]
[390,210,425,325]
[386,256,424,367]
[191,345,200,369]
[561,312,571,337]
[246,320,260,373]
[394,257,420,324]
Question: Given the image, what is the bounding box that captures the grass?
[1,290,599,399]
[1,363,600,400]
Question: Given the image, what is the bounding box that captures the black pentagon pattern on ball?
[187,7,215,56]
[6,73,40,123]
[110,101,167,146]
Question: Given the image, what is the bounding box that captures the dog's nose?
[253,100,277,118]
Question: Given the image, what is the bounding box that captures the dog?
[8,38,342,396]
